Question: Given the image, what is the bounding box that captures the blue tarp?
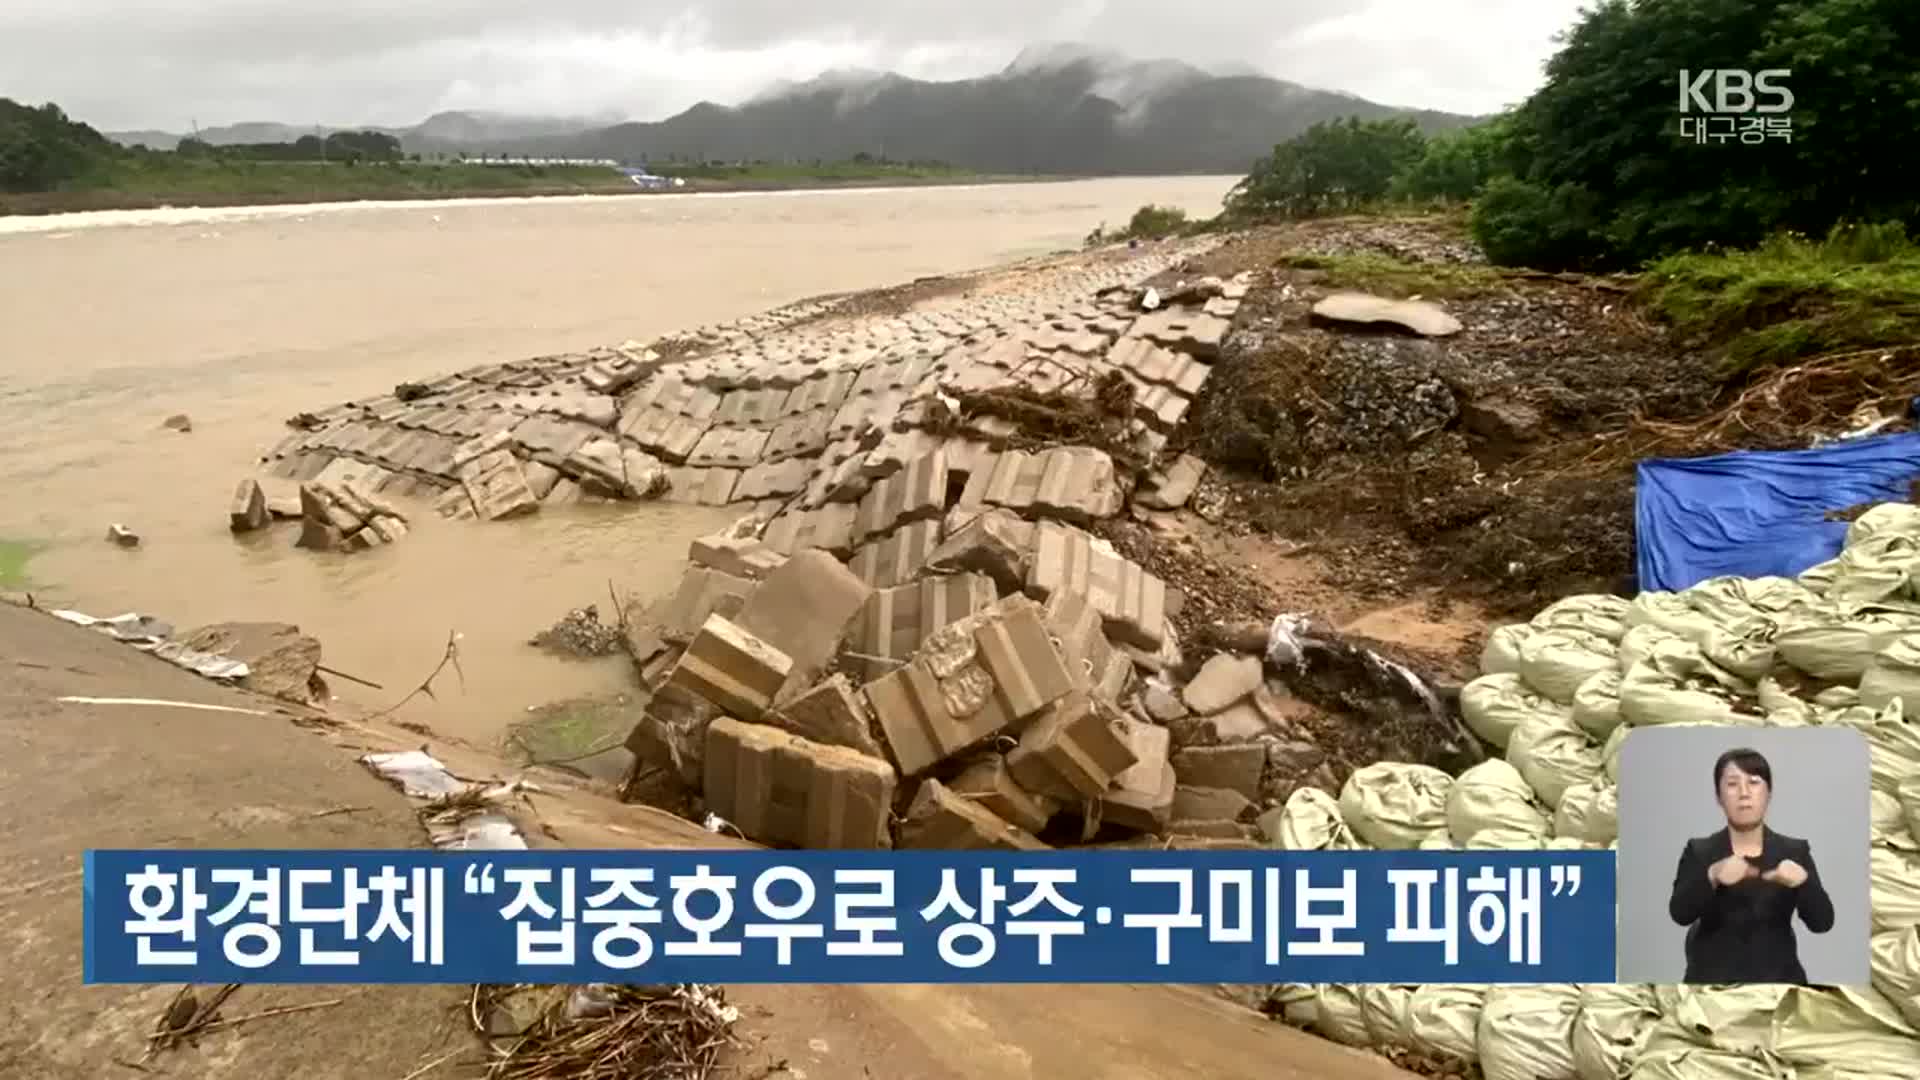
[1634,432,1920,592]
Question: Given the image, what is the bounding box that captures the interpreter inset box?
[1615,725,1870,985]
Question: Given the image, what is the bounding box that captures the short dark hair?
[1714,748,1772,790]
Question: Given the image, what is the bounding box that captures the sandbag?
[1827,531,1920,608]
[1628,1049,1792,1080]
[1871,927,1920,1028]
[1267,983,1320,1028]
[1627,591,1719,644]
[1816,685,1863,708]
[1603,723,1632,783]
[1860,632,1920,715]
[1774,986,1920,1076]
[1477,984,1580,1080]
[1312,984,1372,1046]
[1467,827,1559,850]
[1507,711,1603,809]
[1872,846,1920,932]
[1533,594,1632,643]
[1587,782,1620,845]
[1800,556,1843,595]
[1872,790,1919,851]
[1446,758,1550,845]
[1700,619,1778,683]
[1419,832,1456,850]
[1571,983,1661,1080]
[1823,698,1920,796]
[1463,672,1571,751]
[1847,502,1920,547]
[1742,575,1829,619]
[1617,659,1753,728]
[1553,780,1599,842]
[1641,985,1787,1060]
[1902,774,1920,848]
[1758,677,1817,726]
[1359,984,1419,1048]
[1271,787,1366,851]
[1548,836,1592,850]
[1778,607,1920,683]
[1482,623,1536,676]
[1573,670,1626,739]
[1618,623,1684,674]
[1522,628,1620,704]
[1339,762,1453,850]
[1408,984,1486,1064]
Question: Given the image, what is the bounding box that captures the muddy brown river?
[0,176,1237,743]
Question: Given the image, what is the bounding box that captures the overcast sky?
[0,1,1593,132]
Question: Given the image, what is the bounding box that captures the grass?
[1637,222,1920,377]
[0,538,36,588]
[76,158,628,198]
[650,159,980,184]
[1274,251,1506,298]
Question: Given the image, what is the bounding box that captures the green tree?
[0,99,114,191]
[1227,116,1427,218]
[1392,116,1516,202]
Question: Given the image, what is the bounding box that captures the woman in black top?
[1668,747,1835,984]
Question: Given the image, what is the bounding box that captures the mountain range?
[106,44,1478,174]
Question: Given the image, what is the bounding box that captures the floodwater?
[0,176,1237,742]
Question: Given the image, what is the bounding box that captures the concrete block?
[1193,700,1274,743]
[948,756,1058,834]
[900,780,1048,851]
[1142,683,1189,723]
[630,375,722,421]
[520,460,561,501]
[846,518,943,589]
[625,683,718,786]
[617,406,709,462]
[433,485,478,520]
[1136,454,1206,511]
[663,466,740,506]
[976,447,1123,523]
[924,509,1033,595]
[1006,692,1139,801]
[761,503,858,558]
[650,566,757,644]
[852,572,998,682]
[862,595,1075,776]
[781,370,857,417]
[665,614,793,721]
[1183,653,1264,715]
[735,549,874,699]
[1039,589,1127,703]
[703,718,896,849]
[688,535,787,581]
[229,479,269,533]
[686,427,770,469]
[1099,718,1175,832]
[712,387,789,429]
[854,450,950,545]
[1173,785,1255,823]
[1109,336,1211,396]
[1171,744,1267,800]
[733,458,809,502]
[1025,521,1168,652]
[762,409,832,462]
[766,674,885,758]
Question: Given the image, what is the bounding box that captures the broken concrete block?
[1136,454,1205,511]
[735,549,873,700]
[365,514,409,544]
[853,449,949,546]
[1025,521,1167,652]
[301,482,364,534]
[766,674,885,759]
[1142,683,1189,723]
[704,718,896,849]
[666,614,793,721]
[452,429,513,470]
[1099,718,1176,833]
[863,595,1076,776]
[649,566,758,644]
[1172,744,1267,801]
[852,572,998,682]
[1006,692,1139,802]
[1195,701,1274,743]
[1039,589,1129,703]
[846,518,943,589]
[1310,291,1463,337]
[460,449,541,520]
[625,683,718,787]
[924,508,1034,596]
[295,519,345,551]
[689,535,787,581]
[900,779,1048,851]
[178,621,324,703]
[949,756,1059,834]
[520,460,562,501]
[967,447,1123,524]
[433,485,477,520]
[761,502,858,558]
[229,479,270,533]
[1173,785,1255,823]
[1183,653,1264,715]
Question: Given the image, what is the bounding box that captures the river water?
[0,176,1236,742]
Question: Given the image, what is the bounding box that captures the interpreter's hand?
[1762,859,1808,888]
[1710,855,1759,887]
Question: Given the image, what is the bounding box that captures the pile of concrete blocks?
[293,478,410,552]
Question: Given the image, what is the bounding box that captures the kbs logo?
[1678,69,1794,114]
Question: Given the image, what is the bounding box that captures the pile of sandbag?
[1263,504,1920,1076]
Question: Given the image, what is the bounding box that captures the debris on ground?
[529,605,626,658]
[105,523,140,547]
[163,413,193,433]
[177,621,328,704]
[473,984,741,1080]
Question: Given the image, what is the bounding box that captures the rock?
[295,520,345,551]
[1310,291,1463,337]
[105,524,140,547]
[1267,739,1327,776]
[924,509,1034,596]
[228,479,270,533]
[178,622,325,704]
[1172,785,1256,823]
[949,755,1058,834]
[1172,744,1267,800]
[1197,700,1273,742]
[1204,620,1271,654]
[1142,683,1189,723]
[900,780,1048,851]
[1182,653,1264,715]
[162,414,192,432]
[1461,396,1546,444]
[1136,454,1206,511]
[766,674,885,759]
[520,461,562,501]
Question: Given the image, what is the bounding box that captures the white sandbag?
[1548,836,1593,850]
[1700,619,1778,683]
[1339,762,1453,850]
[1628,1049,1792,1080]
[1522,628,1621,704]
[1267,983,1320,1028]
[1477,984,1580,1080]
[1553,780,1599,842]
[1587,782,1619,845]
[1872,927,1920,1028]
[1419,832,1456,850]
[1800,555,1843,595]
[1463,672,1572,751]
[1757,677,1817,726]
[1816,684,1863,708]
[1627,591,1719,644]
[1447,758,1550,845]
[1507,711,1603,809]
[1571,983,1661,1080]
[1742,575,1829,619]
[1826,531,1920,607]
[1408,984,1486,1064]
[1359,984,1419,1048]
[1774,986,1920,1076]
[1823,698,1920,796]
[1860,632,1920,715]
[1533,594,1632,643]
[1642,985,1787,1059]
[1482,623,1536,676]
[1902,774,1920,849]
[1312,984,1372,1046]
[1683,576,1766,629]
[1618,623,1683,673]
[1271,787,1366,851]
[1847,502,1920,547]
[1776,607,1920,683]
[1871,790,1919,851]
[1572,670,1625,739]
[1466,827,1558,850]
[1872,846,1920,932]
[1617,659,1753,728]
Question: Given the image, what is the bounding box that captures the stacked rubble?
[1262,503,1920,1079]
